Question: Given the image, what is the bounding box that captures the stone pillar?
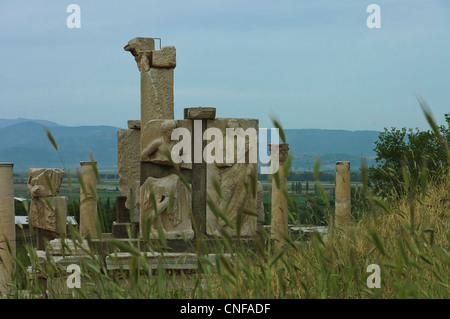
[124,38,178,225]
[269,144,289,252]
[0,163,15,294]
[184,107,216,240]
[79,161,98,238]
[335,161,351,227]
[124,37,176,126]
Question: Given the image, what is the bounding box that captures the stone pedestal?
[269,144,290,252]
[335,161,351,227]
[0,163,15,294]
[79,161,99,238]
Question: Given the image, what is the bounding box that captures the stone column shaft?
[79,161,98,238]
[141,68,174,125]
[335,161,351,227]
[0,163,15,294]
[270,144,289,252]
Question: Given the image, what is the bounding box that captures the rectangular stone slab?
[184,107,216,120]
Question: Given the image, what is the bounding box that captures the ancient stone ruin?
[118,37,262,242]
[27,168,67,249]
[0,37,354,297]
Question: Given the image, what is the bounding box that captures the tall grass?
[2,103,449,299]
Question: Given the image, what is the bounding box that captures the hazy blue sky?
[1,0,449,131]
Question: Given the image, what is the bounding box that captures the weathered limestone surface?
[140,174,193,239]
[335,161,351,227]
[79,161,99,238]
[141,68,175,124]
[117,128,141,222]
[184,107,216,120]
[141,119,177,164]
[270,143,290,251]
[46,239,91,256]
[206,118,259,237]
[28,196,68,234]
[152,46,176,68]
[27,168,65,197]
[106,252,227,271]
[0,163,15,294]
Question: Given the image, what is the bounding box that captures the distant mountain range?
[0,119,119,170]
[0,118,380,171]
[284,129,379,171]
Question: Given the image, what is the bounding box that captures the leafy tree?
[369,112,449,197]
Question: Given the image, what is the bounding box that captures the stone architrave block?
[205,118,259,237]
[27,168,65,197]
[140,119,192,169]
[152,46,176,68]
[184,107,216,120]
[117,128,141,220]
[28,196,68,234]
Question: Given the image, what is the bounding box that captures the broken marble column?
[117,120,141,223]
[270,143,290,251]
[27,168,67,249]
[335,161,351,227]
[79,161,98,238]
[0,163,15,294]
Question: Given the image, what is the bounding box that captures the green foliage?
[369,112,449,198]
